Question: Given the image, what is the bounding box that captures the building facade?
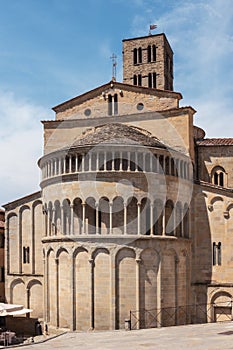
[3,33,233,331]
[0,209,5,302]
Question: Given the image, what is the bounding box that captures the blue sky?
[0,0,233,205]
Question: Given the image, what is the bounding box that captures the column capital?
[135,258,142,264]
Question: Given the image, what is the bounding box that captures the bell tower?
[122,33,173,91]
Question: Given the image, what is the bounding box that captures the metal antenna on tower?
[110,53,117,81]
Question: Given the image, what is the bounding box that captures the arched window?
[148,73,152,88]
[138,74,142,86]
[114,94,118,115]
[133,47,142,65]
[211,166,226,187]
[133,74,137,85]
[147,45,151,62]
[147,45,156,62]
[133,74,142,86]
[152,45,156,61]
[148,72,157,88]
[133,48,137,64]
[138,47,142,63]
[108,94,112,115]
[108,94,118,116]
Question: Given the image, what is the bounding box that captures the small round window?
[84,108,91,116]
[137,103,144,111]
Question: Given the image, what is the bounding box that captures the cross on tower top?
[110,53,117,81]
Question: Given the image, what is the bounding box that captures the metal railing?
[130,301,233,330]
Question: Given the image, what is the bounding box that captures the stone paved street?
[8,322,233,350]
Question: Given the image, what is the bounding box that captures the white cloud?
[130,0,233,137]
[0,90,48,206]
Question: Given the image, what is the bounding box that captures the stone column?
[104,152,107,171]
[162,207,166,236]
[58,157,61,175]
[135,152,138,172]
[127,152,131,171]
[157,256,162,327]
[89,153,92,171]
[43,257,49,323]
[54,158,57,175]
[82,154,85,172]
[96,152,99,171]
[135,258,141,330]
[63,157,66,174]
[95,204,99,235]
[60,206,64,235]
[150,203,154,235]
[109,203,113,234]
[110,252,116,329]
[112,151,115,171]
[124,203,127,235]
[89,258,94,330]
[70,256,75,331]
[55,257,59,328]
[75,154,78,172]
[82,203,86,234]
[181,208,184,238]
[47,161,50,177]
[137,202,141,235]
[69,155,72,173]
[119,151,123,171]
[70,204,74,236]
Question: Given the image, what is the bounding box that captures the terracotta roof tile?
[197,138,233,146]
[70,123,167,149]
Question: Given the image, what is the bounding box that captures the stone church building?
[3,32,233,331]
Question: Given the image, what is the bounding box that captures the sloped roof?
[52,80,182,113]
[197,138,233,146]
[70,123,166,149]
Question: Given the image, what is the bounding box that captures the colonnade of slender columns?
[41,150,191,181]
[44,199,189,239]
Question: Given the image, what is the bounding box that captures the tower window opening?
[213,242,222,266]
[108,94,118,116]
[133,74,142,86]
[133,48,137,65]
[147,45,151,62]
[211,166,226,187]
[23,246,30,264]
[152,45,156,61]
[148,45,156,62]
[133,74,137,85]
[114,94,118,115]
[148,72,157,88]
[138,74,142,86]
[108,94,112,116]
[133,47,142,65]
[148,73,152,88]
[138,47,142,63]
